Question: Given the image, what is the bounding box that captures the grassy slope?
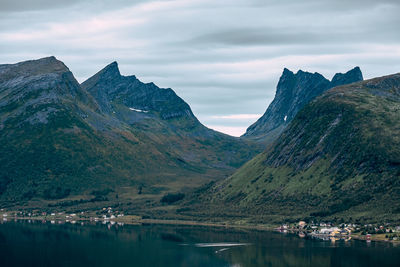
[0,58,260,211]
[182,74,400,224]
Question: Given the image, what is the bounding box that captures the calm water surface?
[1,220,400,267]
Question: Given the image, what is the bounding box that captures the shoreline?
[4,214,276,231]
[2,214,399,244]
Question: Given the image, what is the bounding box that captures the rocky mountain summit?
[82,62,194,121]
[0,56,97,129]
[242,67,363,144]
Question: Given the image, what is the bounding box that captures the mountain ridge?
[242,67,363,144]
[82,61,195,121]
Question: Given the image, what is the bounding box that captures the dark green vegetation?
[0,57,259,210]
[160,193,185,204]
[242,67,363,145]
[184,73,400,224]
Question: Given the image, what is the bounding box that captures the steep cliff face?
[242,67,363,144]
[186,72,400,223]
[82,62,194,121]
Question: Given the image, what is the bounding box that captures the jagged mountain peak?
[280,68,328,86]
[290,69,328,83]
[84,61,123,86]
[282,67,294,75]
[331,66,363,87]
[295,69,308,75]
[242,66,363,143]
[281,68,322,79]
[82,63,196,121]
[101,61,121,76]
[81,61,142,92]
[283,67,362,84]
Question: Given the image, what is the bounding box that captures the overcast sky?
[1,0,400,136]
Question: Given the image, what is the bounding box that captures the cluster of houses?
[1,207,126,229]
[97,206,125,220]
[276,220,400,242]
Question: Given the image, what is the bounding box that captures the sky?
[1,0,400,136]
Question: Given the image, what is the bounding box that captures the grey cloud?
[187,28,322,46]
[1,0,400,136]
[0,0,149,12]
[185,21,400,48]
[250,0,400,11]
[0,0,83,12]
[314,0,400,10]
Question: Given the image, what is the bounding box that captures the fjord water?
[1,221,399,267]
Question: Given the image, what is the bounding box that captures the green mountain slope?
[184,73,400,224]
[0,57,259,208]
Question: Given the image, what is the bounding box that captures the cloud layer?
[1,0,400,136]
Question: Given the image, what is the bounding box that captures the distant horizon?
[1,0,400,136]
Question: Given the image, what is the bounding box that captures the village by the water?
[276,220,400,243]
[1,207,400,244]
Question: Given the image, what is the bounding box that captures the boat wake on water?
[194,243,251,248]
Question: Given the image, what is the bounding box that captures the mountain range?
[1,56,399,224]
[0,57,259,208]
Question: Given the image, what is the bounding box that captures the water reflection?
[0,220,399,267]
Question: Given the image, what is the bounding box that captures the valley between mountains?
[1,57,399,225]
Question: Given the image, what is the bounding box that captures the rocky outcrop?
[331,66,363,88]
[82,62,195,121]
[242,67,363,144]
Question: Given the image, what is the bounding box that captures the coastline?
[2,213,399,244]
